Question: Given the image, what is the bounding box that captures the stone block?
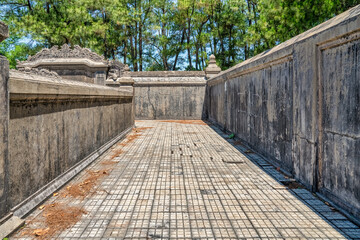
[0,21,8,43]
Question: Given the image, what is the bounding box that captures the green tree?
[1,0,360,71]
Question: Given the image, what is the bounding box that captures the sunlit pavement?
[12,120,360,239]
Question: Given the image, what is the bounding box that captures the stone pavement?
[12,120,360,239]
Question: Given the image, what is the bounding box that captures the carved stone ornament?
[106,60,129,82]
[17,44,107,65]
[107,60,126,81]
[15,67,61,78]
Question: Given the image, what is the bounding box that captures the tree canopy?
[0,0,359,70]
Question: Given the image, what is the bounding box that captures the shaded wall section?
[0,56,9,220]
[206,5,360,219]
[0,21,9,221]
[3,71,134,218]
[132,71,206,120]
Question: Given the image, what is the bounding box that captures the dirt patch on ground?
[15,127,152,239]
[135,127,153,132]
[101,160,119,165]
[64,170,109,199]
[117,127,153,147]
[160,120,207,125]
[109,148,124,160]
[21,203,87,240]
[126,133,142,144]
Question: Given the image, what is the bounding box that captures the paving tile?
[11,120,360,239]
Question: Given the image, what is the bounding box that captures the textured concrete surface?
[0,56,9,219]
[206,4,360,218]
[11,121,360,239]
[0,215,24,239]
[134,72,206,120]
[0,21,9,220]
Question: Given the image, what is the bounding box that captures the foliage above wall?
[0,0,359,70]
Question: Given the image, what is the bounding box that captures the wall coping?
[17,58,108,69]
[9,70,133,101]
[132,71,206,86]
[130,71,205,78]
[134,81,206,86]
[208,4,360,85]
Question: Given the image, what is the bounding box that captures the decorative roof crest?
[18,44,106,65]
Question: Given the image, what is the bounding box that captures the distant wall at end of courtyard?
[205,5,360,219]
[132,71,207,120]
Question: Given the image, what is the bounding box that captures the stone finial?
[123,65,130,76]
[0,21,9,43]
[205,54,221,79]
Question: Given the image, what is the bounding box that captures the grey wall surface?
[1,71,134,218]
[133,72,206,120]
[206,5,360,219]
[0,56,9,220]
[0,21,9,220]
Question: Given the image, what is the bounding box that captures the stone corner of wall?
[0,21,8,43]
[9,70,133,98]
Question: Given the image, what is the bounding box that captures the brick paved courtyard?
[12,121,360,239]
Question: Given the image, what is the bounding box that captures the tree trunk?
[139,0,143,71]
[123,26,127,64]
[139,22,143,71]
[187,19,192,69]
[173,28,186,70]
[134,22,138,71]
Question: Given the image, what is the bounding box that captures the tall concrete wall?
[133,71,206,120]
[206,5,360,219]
[0,21,9,221]
[0,69,134,219]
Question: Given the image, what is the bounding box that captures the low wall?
[206,5,360,219]
[0,70,134,219]
[133,71,206,120]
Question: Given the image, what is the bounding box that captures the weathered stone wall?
[0,21,9,221]
[0,70,134,219]
[206,5,360,219]
[133,71,206,120]
[0,57,9,221]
